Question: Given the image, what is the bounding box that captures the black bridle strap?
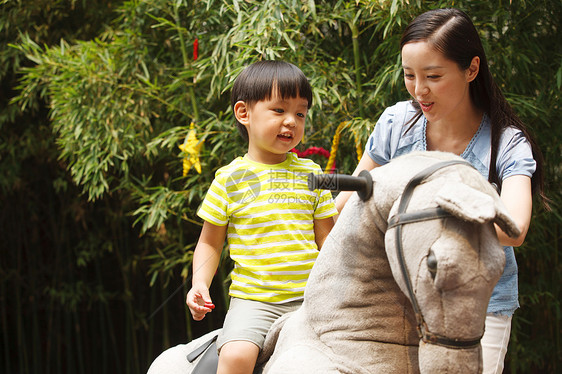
[387,207,452,229]
[390,160,483,349]
[396,160,471,214]
[422,329,483,349]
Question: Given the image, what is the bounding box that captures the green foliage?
[2,0,561,373]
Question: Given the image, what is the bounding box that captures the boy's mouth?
[277,133,293,141]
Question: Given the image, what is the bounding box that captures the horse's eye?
[427,249,438,280]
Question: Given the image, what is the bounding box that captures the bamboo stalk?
[162,278,170,348]
[65,310,73,373]
[45,227,63,374]
[92,244,122,370]
[15,232,29,374]
[54,303,62,374]
[349,22,365,119]
[174,2,199,122]
[97,287,109,372]
[27,212,42,374]
[115,216,140,374]
[93,259,110,373]
[46,179,67,374]
[553,222,559,373]
[45,296,54,374]
[1,280,11,373]
[147,284,157,362]
[104,296,122,370]
[74,310,86,374]
[184,281,193,342]
[178,216,193,342]
[32,290,41,374]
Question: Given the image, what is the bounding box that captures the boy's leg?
[217,340,260,374]
[216,298,301,374]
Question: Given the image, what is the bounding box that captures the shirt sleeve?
[497,127,536,181]
[314,189,338,219]
[365,105,397,166]
[365,101,419,165]
[197,176,229,226]
[307,162,337,219]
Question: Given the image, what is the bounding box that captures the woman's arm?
[334,154,381,213]
[495,175,533,247]
[314,217,335,250]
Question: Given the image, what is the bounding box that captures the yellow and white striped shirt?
[197,152,337,303]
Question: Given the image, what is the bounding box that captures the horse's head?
[381,153,519,373]
[309,151,520,373]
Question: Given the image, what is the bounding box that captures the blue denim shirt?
[365,101,536,315]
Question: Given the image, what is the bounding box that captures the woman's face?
[401,41,479,125]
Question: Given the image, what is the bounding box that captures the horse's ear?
[435,182,521,238]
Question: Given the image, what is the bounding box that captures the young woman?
[335,8,547,374]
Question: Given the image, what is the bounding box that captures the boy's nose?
[284,116,296,127]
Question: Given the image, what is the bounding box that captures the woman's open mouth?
[419,101,434,112]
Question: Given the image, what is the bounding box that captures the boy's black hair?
[231,60,313,142]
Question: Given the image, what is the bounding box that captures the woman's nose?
[415,80,429,97]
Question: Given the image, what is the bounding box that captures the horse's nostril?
[427,250,437,279]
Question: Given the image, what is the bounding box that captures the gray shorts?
[216,297,302,351]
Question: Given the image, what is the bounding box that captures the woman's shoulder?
[498,126,532,152]
[495,127,534,169]
[376,100,421,131]
[381,100,417,118]
[374,101,423,135]
[500,125,526,139]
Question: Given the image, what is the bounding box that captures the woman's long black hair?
[400,8,547,208]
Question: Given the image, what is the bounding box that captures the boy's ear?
[234,101,250,125]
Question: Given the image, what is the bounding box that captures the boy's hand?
[186,286,215,321]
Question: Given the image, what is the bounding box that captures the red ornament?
[193,38,199,61]
[291,147,335,172]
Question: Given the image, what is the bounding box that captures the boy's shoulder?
[213,156,246,180]
[213,153,323,180]
[288,152,323,172]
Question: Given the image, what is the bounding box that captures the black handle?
[307,170,373,201]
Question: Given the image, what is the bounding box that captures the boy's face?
[235,91,308,164]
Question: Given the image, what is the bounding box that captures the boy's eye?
[297,112,305,118]
[273,108,284,113]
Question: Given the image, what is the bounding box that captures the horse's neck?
[304,195,418,346]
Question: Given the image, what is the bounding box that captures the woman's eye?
[427,75,440,79]
[404,73,414,79]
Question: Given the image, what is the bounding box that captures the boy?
[186,60,337,374]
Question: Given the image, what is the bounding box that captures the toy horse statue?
[147,151,520,374]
